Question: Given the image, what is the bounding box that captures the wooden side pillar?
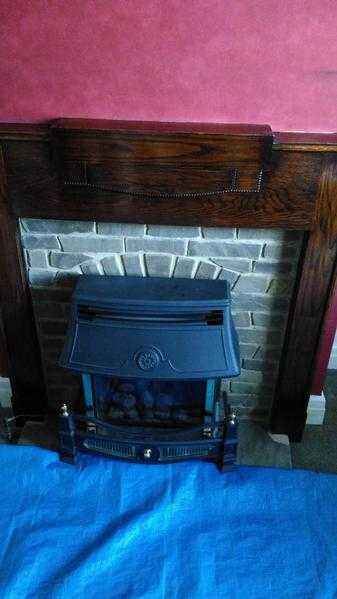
[270,155,337,440]
[310,284,337,394]
[0,313,9,377]
[0,144,47,417]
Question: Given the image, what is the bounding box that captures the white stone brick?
[22,234,60,250]
[97,223,146,236]
[237,327,281,346]
[126,237,186,255]
[60,236,124,253]
[210,258,252,272]
[238,228,301,241]
[242,359,278,373]
[23,219,95,234]
[267,278,294,297]
[50,252,91,269]
[188,240,261,259]
[254,347,282,362]
[232,294,289,312]
[81,261,102,275]
[232,312,251,327]
[173,257,197,278]
[202,227,235,239]
[195,262,219,279]
[28,250,48,269]
[218,270,240,285]
[147,225,200,238]
[101,256,123,275]
[233,275,269,294]
[121,254,144,276]
[146,254,173,277]
[253,261,293,275]
[252,312,286,328]
[239,344,259,358]
[238,369,270,384]
[263,243,299,260]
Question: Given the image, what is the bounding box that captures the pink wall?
[1,0,337,132]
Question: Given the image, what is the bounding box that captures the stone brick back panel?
[20,219,302,421]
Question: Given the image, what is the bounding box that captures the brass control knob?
[60,403,69,417]
[227,413,237,425]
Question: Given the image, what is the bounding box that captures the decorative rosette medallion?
[135,348,161,371]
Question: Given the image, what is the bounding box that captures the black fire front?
[59,276,240,471]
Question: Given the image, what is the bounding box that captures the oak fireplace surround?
[0,119,336,442]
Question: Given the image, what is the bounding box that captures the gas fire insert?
[59,276,240,471]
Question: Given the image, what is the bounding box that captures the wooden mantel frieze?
[0,119,337,440]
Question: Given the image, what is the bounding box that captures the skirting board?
[306,392,326,425]
[328,353,337,370]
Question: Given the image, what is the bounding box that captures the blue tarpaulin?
[0,445,337,598]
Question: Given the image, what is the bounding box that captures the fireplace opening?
[93,377,208,427]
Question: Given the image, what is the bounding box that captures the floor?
[290,370,337,474]
[1,372,336,472]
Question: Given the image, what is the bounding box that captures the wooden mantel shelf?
[1,119,337,441]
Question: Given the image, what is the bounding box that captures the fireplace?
[1,119,336,443]
[58,275,240,470]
